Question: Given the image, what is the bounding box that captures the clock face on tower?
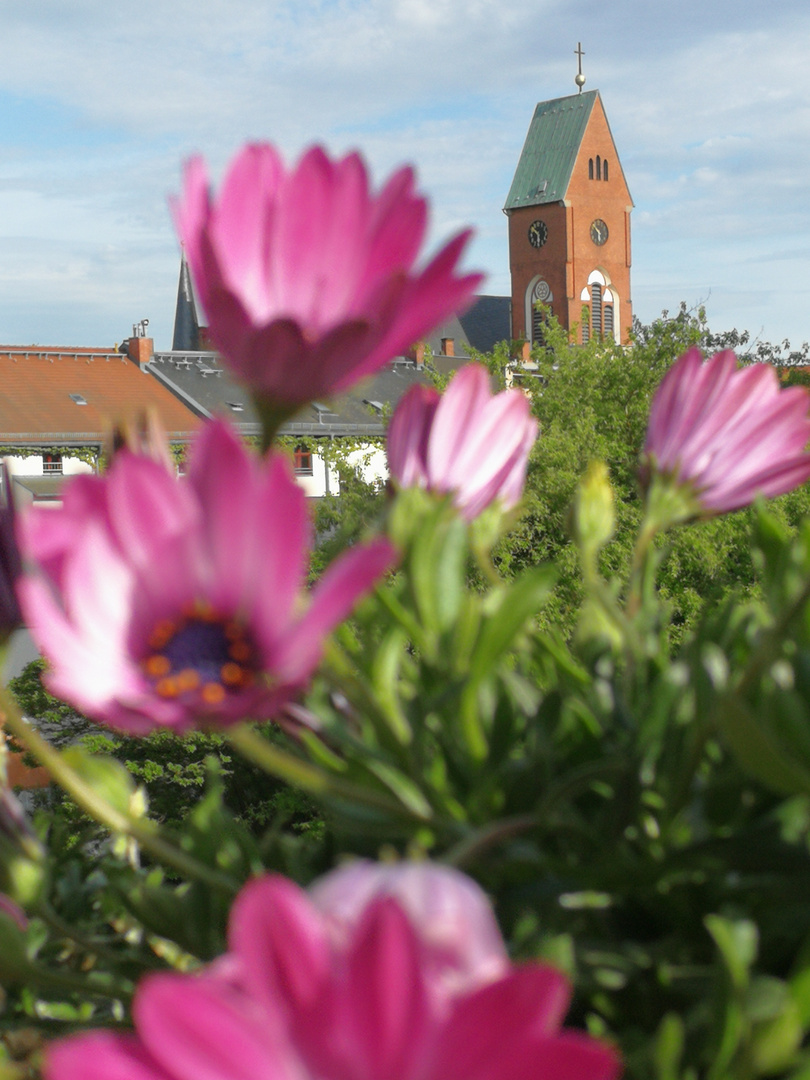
[528,219,548,248]
[590,219,609,246]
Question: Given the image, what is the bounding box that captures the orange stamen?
[144,654,171,678]
[155,676,180,699]
[221,662,244,686]
[201,682,226,705]
[149,619,177,650]
[176,668,201,693]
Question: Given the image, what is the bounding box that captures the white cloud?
[0,0,807,346]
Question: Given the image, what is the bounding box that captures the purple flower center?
[142,603,258,705]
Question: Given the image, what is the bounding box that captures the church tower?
[504,78,633,345]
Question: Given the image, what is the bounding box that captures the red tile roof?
[0,347,201,444]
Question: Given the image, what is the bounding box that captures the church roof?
[172,253,200,352]
[458,296,511,353]
[504,90,598,211]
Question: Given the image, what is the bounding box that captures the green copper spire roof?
[504,90,598,211]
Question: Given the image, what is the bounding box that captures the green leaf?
[716,695,810,797]
[61,747,136,816]
[705,914,757,991]
[470,564,556,678]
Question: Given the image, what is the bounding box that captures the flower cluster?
[387,364,538,520]
[173,143,483,411]
[18,420,394,734]
[46,863,620,1080]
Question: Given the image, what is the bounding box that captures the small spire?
[574,42,586,93]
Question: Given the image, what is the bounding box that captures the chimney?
[408,342,426,368]
[441,337,455,357]
[127,337,154,368]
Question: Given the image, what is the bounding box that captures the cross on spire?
[575,42,586,93]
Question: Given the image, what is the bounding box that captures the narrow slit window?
[591,282,603,336]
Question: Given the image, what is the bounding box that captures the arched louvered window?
[603,159,609,181]
[526,279,553,345]
[603,298,614,338]
[591,282,603,336]
[588,158,594,179]
[596,155,602,181]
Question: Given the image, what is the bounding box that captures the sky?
[0,0,808,353]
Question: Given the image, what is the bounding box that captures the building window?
[42,453,63,475]
[526,279,553,345]
[603,159,609,181]
[588,158,594,179]
[580,272,615,343]
[596,155,602,181]
[591,282,603,336]
[603,288,615,340]
[293,446,313,476]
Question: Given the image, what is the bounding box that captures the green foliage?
[8,660,316,834]
[8,305,810,1080]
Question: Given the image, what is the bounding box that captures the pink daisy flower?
[387,364,538,520]
[173,144,483,409]
[46,864,621,1080]
[18,419,395,734]
[642,348,810,516]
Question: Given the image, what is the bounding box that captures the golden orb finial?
[575,42,586,93]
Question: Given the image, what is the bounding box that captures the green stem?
[373,585,432,656]
[445,814,538,868]
[253,396,297,454]
[36,901,154,968]
[24,961,134,1003]
[0,689,238,896]
[227,724,432,822]
[625,519,660,619]
[735,577,810,697]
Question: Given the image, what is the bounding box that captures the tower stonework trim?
[505,90,633,345]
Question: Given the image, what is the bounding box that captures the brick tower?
[504,88,633,345]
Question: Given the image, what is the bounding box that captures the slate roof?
[504,90,598,211]
[145,350,467,438]
[458,296,511,353]
[0,347,202,445]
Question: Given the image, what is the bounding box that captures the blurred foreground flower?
[174,144,483,414]
[0,462,23,643]
[309,859,509,1007]
[387,364,538,520]
[19,419,395,734]
[641,348,810,519]
[46,864,620,1080]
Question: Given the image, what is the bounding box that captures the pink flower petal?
[135,974,293,1080]
[325,898,431,1080]
[46,1033,176,1080]
[276,537,397,681]
[228,875,330,1014]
